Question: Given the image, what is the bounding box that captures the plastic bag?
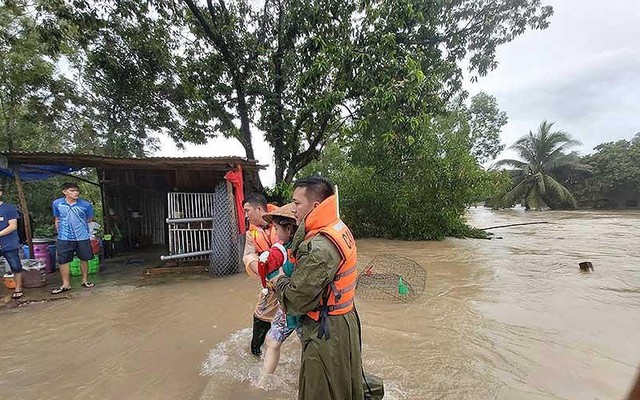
[22,259,46,271]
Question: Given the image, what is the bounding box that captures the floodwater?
[1,208,639,399]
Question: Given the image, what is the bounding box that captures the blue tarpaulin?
[0,164,81,182]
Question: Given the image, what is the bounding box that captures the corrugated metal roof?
[0,151,266,170]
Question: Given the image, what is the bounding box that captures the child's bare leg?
[262,335,282,375]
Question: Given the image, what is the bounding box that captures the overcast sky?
[155,0,640,186]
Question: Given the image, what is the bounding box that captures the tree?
[303,83,507,239]
[467,92,507,163]
[47,0,552,186]
[493,121,584,210]
[79,15,183,157]
[0,1,77,152]
[174,0,552,184]
[571,133,640,208]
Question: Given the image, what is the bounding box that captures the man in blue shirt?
[51,182,96,294]
[0,185,24,299]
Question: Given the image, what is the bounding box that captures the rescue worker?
[242,193,279,357]
[272,176,364,400]
[627,368,640,400]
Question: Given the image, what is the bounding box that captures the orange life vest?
[249,223,279,253]
[303,195,357,331]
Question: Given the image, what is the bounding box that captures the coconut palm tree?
[493,121,586,210]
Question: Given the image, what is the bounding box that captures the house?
[0,152,264,275]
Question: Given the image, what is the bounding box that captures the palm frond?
[492,159,529,169]
[505,120,581,174]
[543,174,577,208]
[546,140,582,164]
[526,184,545,210]
[500,178,530,206]
[511,132,536,162]
[546,159,592,174]
[533,172,546,194]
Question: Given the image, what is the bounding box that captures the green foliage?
[467,92,508,163]
[493,121,584,210]
[33,224,55,238]
[78,17,177,156]
[570,134,640,208]
[35,0,551,185]
[478,169,513,207]
[264,181,293,206]
[0,0,77,152]
[2,177,64,238]
[304,92,507,240]
[298,141,350,179]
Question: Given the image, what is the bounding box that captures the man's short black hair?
[61,182,79,191]
[293,176,335,202]
[243,193,268,210]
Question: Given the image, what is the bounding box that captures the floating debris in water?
[579,261,594,271]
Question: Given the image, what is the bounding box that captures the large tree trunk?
[284,163,297,184]
[271,6,288,186]
[237,97,263,191]
[274,147,286,185]
[183,0,263,190]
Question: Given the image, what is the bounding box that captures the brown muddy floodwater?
[1,208,639,399]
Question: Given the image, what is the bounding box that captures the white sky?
[468,0,640,158]
[155,0,640,186]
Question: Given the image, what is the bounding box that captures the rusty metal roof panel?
[0,151,266,170]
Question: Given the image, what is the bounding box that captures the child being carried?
[256,202,302,386]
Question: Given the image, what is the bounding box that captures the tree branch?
[290,112,333,173]
[217,0,229,16]
[183,0,217,43]
[292,108,313,137]
[420,4,492,46]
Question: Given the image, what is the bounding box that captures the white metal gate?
[165,192,215,260]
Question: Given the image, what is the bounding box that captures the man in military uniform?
[273,177,364,400]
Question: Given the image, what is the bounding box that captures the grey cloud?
[469,0,640,156]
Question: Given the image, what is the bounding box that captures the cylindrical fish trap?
[356,255,426,302]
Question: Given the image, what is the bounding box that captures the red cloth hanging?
[224,165,247,234]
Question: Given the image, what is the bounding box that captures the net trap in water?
[356,255,426,303]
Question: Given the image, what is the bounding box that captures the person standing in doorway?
[51,182,95,294]
[242,193,279,356]
[0,185,25,299]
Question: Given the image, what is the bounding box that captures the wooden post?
[13,168,34,259]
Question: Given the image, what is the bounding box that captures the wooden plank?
[142,265,207,276]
